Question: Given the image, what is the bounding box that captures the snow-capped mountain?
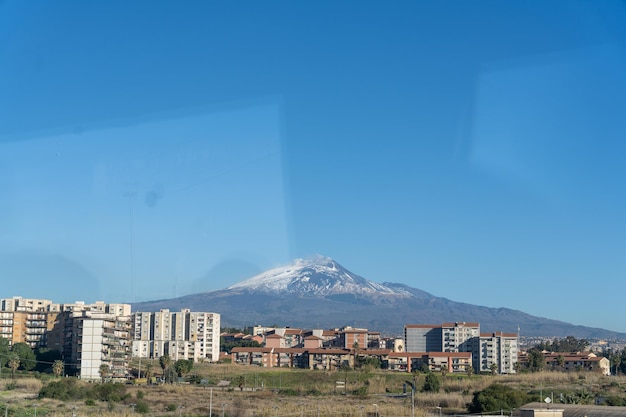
[227,256,411,297]
[133,256,626,339]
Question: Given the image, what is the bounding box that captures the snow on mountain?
[227,256,411,297]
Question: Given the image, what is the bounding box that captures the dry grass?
[1,369,626,417]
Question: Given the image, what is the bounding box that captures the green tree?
[489,363,498,375]
[52,360,65,378]
[159,354,171,373]
[12,342,36,371]
[422,373,440,392]
[236,375,245,391]
[440,364,448,377]
[466,364,474,378]
[8,353,20,379]
[174,359,194,377]
[99,364,110,383]
[144,362,154,381]
[163,366,177,384]
[527,349,545,372]
[468,384,530,414]
[35,348,62,373]
[0,337,10,369]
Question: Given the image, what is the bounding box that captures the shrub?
[135,401,149,414]
[166,404,177,412]
[136,390,144,399]
[468,383,530,414]
[423,373,440,393]
[85,399,96,406]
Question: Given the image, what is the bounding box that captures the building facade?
[131,309,220,362]
[479,332,519,374]
[46,301,132,381]
[0,297,60,348]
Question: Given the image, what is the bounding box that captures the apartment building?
[46,301,132,381]
[131,309,220,362]
[0,296,61,348]
[479,332,519,374]
[405,322,517,373]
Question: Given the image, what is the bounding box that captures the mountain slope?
[133,257,626,339]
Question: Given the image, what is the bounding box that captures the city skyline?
[1,2,626,332]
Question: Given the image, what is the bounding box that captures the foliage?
[35,348,62,373]
[94,383,127,402]
[468,383,530,413]
[85,398,96,406]
[8,353,20,378]
[52,360,65,378]
[220,339,261,353]
[166,404,177,412]
[174,359,194,377]
[0,337,10,368]
[11,343,36,371]
[163,366,177,384]
[159,354,172,371]
[525,349,545,372]
[535,336,589,352]
[135,401,149,413]
[99,364,110,382]
[39,379,128,402]
[422,373,440,392]
[39,378,84,401]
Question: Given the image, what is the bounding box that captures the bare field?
[1,367,625,417]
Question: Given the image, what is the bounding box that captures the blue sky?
[1,1,626,333]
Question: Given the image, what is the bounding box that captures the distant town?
[1,296,622,382]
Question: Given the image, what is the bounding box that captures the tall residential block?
[47,301,132,381]
[0,296,60,348]
[131,309,220,362]
[479,332,519,374]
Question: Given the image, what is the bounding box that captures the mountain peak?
[227,256,407,297]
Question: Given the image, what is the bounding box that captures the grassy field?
[1,364,624,417]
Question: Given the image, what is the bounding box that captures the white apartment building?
[131,309,220,362]
[479,332,519,374]
[46,301,132,381]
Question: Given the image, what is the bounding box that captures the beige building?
[131,309,220,362]
[0,296,61,348]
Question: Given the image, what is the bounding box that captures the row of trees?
[1,338,66,378]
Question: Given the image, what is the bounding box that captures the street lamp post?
[436,406,442,417]
[178,405,185,417]
[373,403,378,417]
[130,403,136,416]
[272,406,279,417]
[33,403,38,417]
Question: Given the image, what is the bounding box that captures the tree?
[8,353,20,379]
[0,337,10,369]
[489,363,498,376]
[236,375,245,391]
[159,354,171,373]
[163,366,177,384]
[555,354,565,371]
[423,373,440,392]
[466,364,474,378]
[440,364,448,377]
[468,384,530,413]
[144,362,154,381]
[11,342,36,371]
[52,360,64,378]
[527,349,545,372]
[99,363,110,383]
[174,359,194,377]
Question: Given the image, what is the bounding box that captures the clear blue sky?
[1,1,626,333]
